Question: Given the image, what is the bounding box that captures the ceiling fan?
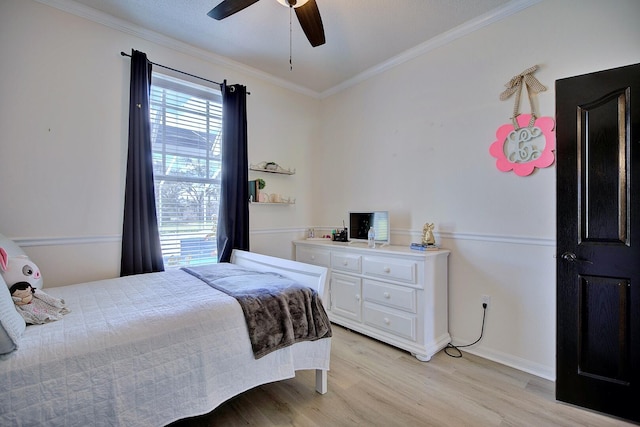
[207,0,326,47]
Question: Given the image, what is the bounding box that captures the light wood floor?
[171,325,635,426]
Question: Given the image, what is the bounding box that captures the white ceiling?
[40,0,537,96]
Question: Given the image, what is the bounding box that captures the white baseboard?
[460,345,555,381]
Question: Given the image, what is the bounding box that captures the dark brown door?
[556,63,640,422]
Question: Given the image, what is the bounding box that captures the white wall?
[315,0,640,379]
[1,0,639,381]
[0,0,318,286]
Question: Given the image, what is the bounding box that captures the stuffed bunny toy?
[0,247,43,290]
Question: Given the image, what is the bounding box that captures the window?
[150,73,222,267]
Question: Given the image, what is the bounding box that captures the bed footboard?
[231,250,331,396]
[230,249,328,299]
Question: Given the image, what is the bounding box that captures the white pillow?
[0,272,26,354]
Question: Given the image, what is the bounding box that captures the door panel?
[578,275,630,385]
[556,63,639,423]
[579,88,629,245]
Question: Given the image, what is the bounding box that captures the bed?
[0,249,331,427]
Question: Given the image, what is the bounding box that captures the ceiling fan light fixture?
[276,0,310,8]
[208,0,325,48]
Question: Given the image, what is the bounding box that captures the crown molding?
[35,0,540,99]
[320,0,542,98]
[33,0,320,98]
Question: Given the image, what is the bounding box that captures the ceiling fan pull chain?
[289,5,293,71]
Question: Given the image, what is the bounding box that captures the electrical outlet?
[481,295,491,308]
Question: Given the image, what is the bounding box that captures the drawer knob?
[311,255,316,260]
[383,292,390,299]
[384,317,390,325]
[383,267,391,273]
[343,260,348,266]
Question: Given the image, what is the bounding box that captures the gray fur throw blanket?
[182,264,332,359]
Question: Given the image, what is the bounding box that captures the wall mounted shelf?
[249,162,296,205]
[250,201,296,205]
[250,162,295,175]
[249,196,296,205]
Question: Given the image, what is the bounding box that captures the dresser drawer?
[363,257,417,284]
[363,279,417,313]
[331,252,362,273]
[296,246,330,267]
[363,304,416,341]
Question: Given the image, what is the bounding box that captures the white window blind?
[150,73,222,267]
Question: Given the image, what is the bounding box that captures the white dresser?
[294,239,450,361]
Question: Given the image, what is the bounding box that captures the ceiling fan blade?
[207,0,261,20]
[294,0,325,47]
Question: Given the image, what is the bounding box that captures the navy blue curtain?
[217,82,249,262]
[120,49,164,276]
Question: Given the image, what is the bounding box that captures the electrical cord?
[445,302,487,358]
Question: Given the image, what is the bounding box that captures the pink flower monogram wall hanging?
[489,65,556,176]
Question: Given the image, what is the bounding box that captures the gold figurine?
[422,223,436,246]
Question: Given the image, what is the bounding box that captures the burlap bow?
[500,66,547,129]
[500,66,547,101]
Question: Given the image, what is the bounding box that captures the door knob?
[560,252,593,264]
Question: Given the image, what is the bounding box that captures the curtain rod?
[120,51,222,88]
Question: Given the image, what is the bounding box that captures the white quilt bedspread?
[0,269,330,426]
